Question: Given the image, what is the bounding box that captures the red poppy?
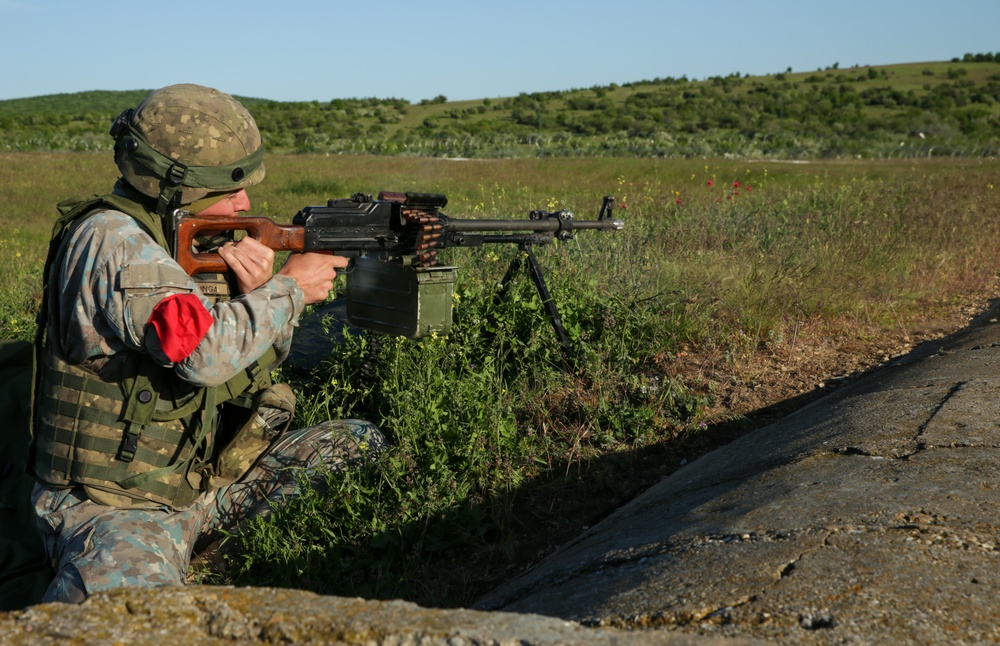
[620,203,628,209]
[733,181,741,188]
[676,198,683,204]
[707,180,714,187]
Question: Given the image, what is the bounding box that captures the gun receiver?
[174,191,624,350]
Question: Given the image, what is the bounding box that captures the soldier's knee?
[309,419,388,470]
[342,419,388,456]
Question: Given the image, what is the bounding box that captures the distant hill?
[0,90,152,117]
[2,56,999,159]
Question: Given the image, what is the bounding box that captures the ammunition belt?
[401,206,445,267]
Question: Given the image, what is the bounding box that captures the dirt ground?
[452,289,1000,607]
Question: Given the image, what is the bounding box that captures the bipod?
[494,242,574,367]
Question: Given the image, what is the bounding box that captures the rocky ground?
[0,586,758,645]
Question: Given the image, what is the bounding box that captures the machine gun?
[174,191,624,353]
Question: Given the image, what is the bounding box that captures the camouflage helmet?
[110,83,265,214]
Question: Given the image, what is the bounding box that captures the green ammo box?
[345,256,456,338]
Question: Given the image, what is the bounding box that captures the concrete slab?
[477,313,1000,643]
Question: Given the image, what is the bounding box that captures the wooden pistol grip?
[175,215,306,275]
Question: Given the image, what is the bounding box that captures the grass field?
[2,152,998,605]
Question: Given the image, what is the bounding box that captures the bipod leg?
[493,245,574,368]
[494,250,524,308]
[522,246,573,360]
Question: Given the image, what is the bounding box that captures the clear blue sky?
[2,0,998,103]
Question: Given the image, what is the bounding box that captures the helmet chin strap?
[156,161,188,217]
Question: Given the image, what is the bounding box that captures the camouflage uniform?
[31,85,385,603]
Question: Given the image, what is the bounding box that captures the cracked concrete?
[475,308,1000,643]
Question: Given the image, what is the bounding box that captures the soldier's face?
[195,189,251,216]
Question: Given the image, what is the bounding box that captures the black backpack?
[0,339,54,609]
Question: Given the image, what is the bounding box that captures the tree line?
[1,56,998,159]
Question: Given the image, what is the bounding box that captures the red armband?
[148,293,214,362]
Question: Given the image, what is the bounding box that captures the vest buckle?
[118,428,141,463]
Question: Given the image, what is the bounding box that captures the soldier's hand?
[218,237,276,294]
[277,252,347,304]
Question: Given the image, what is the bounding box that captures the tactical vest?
[30,191,276,509]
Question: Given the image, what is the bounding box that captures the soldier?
[29,84,385,603]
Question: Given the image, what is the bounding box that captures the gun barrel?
[445,218,624,233]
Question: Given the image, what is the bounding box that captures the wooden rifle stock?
[175,214,307,275]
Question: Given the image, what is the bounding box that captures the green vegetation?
[3,153,996,606]
[2,55,999,158]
